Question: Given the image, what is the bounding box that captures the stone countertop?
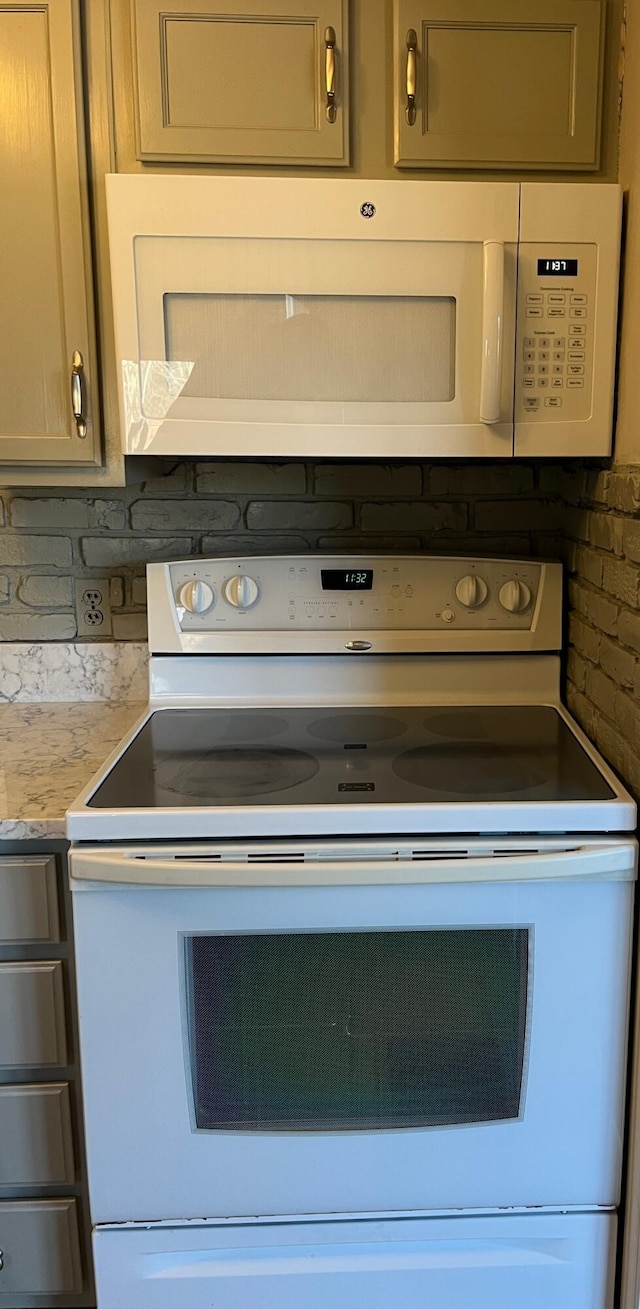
[0,700,145,841]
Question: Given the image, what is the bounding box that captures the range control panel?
[515,244,595,424]
[164,556,545,633]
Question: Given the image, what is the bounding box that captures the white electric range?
[67,554,637,1309]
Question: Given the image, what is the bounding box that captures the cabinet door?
[0,857,60,944]
[130,0,349,163]
[0,962,67,1067]
[0,1200,82,1296]
[394,0,604,169]
[0,0,99,464]
[0,1084,75,1186]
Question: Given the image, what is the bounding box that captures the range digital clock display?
[537,258,579,276]
[321,569,374,590]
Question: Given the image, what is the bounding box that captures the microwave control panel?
[515,244,596,424]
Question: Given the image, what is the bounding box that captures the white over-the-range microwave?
[106,177,621,459]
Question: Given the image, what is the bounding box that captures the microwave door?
[123,234,517,459]
[128,241,517,459]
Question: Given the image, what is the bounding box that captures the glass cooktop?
[88,705,614,809]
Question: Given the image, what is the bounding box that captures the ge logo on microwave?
[360,202,376,218]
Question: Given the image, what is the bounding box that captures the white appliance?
[67,554,637,1309]
[106,177,621,460]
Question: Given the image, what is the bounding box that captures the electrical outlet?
[75,579,112,637]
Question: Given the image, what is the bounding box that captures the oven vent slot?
[410,849,474,861]
[247,852,306,863]
[173,853,222,861]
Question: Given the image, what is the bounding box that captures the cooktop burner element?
[87,704,614,810]
[155,747,319,800]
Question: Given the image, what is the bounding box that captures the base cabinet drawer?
[0,858,60,944]
[0,1199,82,1296]
[0,962,67,1067]
[0,1084,75,1186]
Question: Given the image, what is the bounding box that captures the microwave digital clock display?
[321,570,373,590]
[537,258,579,276]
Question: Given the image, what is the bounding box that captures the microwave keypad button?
[567,378,585,388]
[538,377,549,388]
[570,294,588,304]
[553,350,565,361]
[569,337,586,349]
[545,396,563,407]
[568,351,585,361]
[551,378,564,388]
[538,364,549,375]
[523,377,535,388]
[538,350,550,361]
[524,349,535,361]
[524,363,535,375]
[548,307,566,317]
[553,337,565,348]
[527,307,543,317]
[568,365,585,375]
[552,365,564,375]
[524,397,540,411]
[539,337,551,348]
[547,293,566,304]
[527,293,544,304]
[524,337,536,349]
[570,324,586,335]
[571,307,587,318]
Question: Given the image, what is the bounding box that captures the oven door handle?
[69,843,636,887]
[480,239,505,424]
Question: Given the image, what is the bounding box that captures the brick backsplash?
[562,463,640,800]
[0,460,563,642]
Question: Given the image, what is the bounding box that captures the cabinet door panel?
[131,0,349,162]
[0,1199,82,1296]
[0,962,67,1067]
[394,0,604,169]
[0,857,60,944]
[0,0,99,463]
[0,1084,74,1185]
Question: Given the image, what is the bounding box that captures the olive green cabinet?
[393,0,605,169]
[130,0,350,163]
[0,0,101,469]
[123,0,607,173]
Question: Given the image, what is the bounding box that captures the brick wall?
[563,463,640,798]
[0,460,563,641]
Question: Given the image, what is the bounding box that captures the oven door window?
[184,929,529,1132]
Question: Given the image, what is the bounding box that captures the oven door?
[70,839,636,1225]
[107,176,518,458]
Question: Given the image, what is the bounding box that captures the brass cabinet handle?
[406,28,417,125]
[325,26,337,123]
[71,349,87,439]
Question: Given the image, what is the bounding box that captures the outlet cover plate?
[75,579,113,637]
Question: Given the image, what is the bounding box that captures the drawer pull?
[406,29,417,125]
[324,26,337,122]
[71,350,87,439]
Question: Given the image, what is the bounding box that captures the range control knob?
[177,580,215,615]
[455,575,488,609]
[498,579,532,614]
[223,575,260,610]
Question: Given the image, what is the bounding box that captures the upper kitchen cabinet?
[0,0,101,467]
[129,0,350,164]
[393,0,605,170]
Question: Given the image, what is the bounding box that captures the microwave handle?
[480,240,505,424]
